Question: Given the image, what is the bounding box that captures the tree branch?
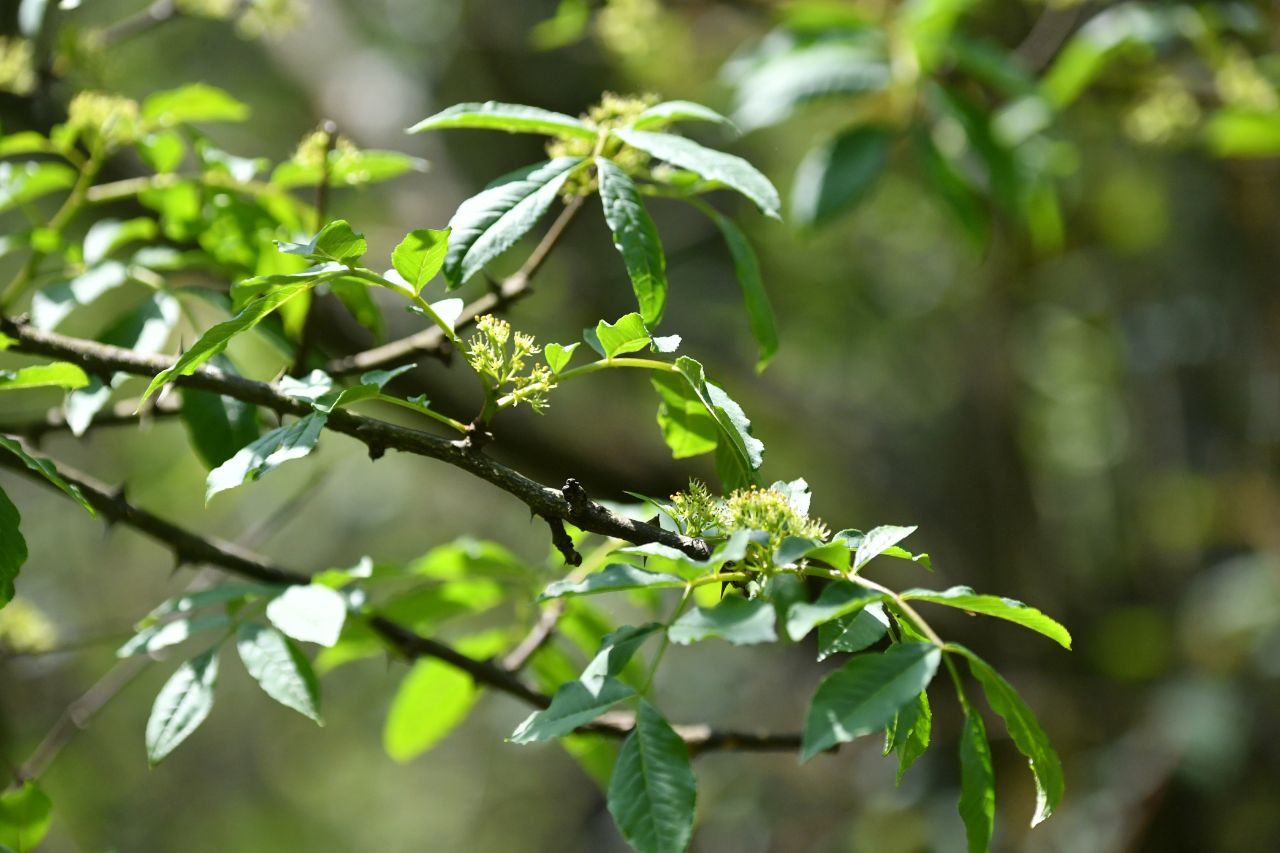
[0,316,710,560]
[0,440,801,753]
[325,196,586,377]
[0,397,181,443]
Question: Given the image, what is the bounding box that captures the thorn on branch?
[545,516,581,566]
[367,441,386,461]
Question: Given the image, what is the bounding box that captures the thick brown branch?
[325,196,585,377]
[0,441,800,753]
[0,316,710,560]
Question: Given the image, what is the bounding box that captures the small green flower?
[466,316,557,413]
[668,480,830,569]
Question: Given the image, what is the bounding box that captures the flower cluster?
[0,37,35,96]
[465,315,557,413]
[547,92,657,197]
[64,91,140,150]
[669,480,830,560]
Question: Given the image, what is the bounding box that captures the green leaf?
[391,228,450,294]
[651,372,718,459]
[64,292,180,436]
[141,83,249,126]
[1205,109,1280,158]
[136,130,186,173]
[801,642,941,761]
[145,648,220,765]
[278,220,366,265]
[269,149,426,188]
[142,276,326,402]
[0,161,76,214]
[545,342,580,374]
[959,701,996,852]
[443,157,582,288]
[888,690,931,783]
[30,261,132,331]
[236,623,322,724]
[265,584,347,647]
[0,131,59,158]
[0,361,88,391]
[669,596,776,645]
[596,312,653,359]
[139,582,279,628]
[515,679,636,745]
[773,535,851,571]
[597,158,668,325]
[613,128,780,219]
[727,41,891,131]
[408,101,597,139]
[903,586,1072,649]
[853,524,917,571]
[914,127,990,247]
[695,203,777,371]
[83,217,159,265]
[672,356,764,489]
[205,413,326,502]
[117,614,232,657]
[530,0,590,49]
[0,436,93,514]
[383,631,506,760]
[632,101,737,132]
[951,644,1064,826]
[0,781,51,852]
[540,564,686,601]
[786,581,878,641]
[513,623,662,744]
[383,657,476,761]
[607,700,697,853]
[0,487,27,609]
[791,125,893,229]
[181,386,260,469]
[816,603,889,661]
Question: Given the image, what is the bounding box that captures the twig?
[500,600,566,672]
[13,658,150,785]
[545,517,582,566]
[325,196,586,377]
[0,397,181,443]
[0,442,801,753]
[1015,2,1088,72]
[1,317,710,559]
[290,120,340,378]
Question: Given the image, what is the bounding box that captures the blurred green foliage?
[2,0,1280,851]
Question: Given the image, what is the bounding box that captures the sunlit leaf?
[142,83,249,126]
[669,596,777,645]
[597,159,668,325]
[409,102,597,139]
[613,129,781,218]
[903,586,1072,649]
[145,648,220,765]
[951,644,1064,826]
[236,623,322,723]
[205,413,327,502]
[607,700,696,853]
[442,158,582,288]
[265,584,347,647]
[801,642,941,761]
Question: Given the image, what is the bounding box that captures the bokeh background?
[3,1,1280,851]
